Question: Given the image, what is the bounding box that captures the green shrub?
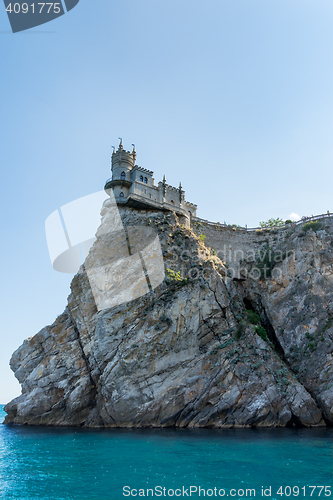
[246,310,260,325]
[323,318,333,332]
[199,234,206,243]
[308,341,317,352]
[254,244,286,279]
[160,313,173,326]
[255,325,267,341]
[285,219,293,224]
[260,217,285,228]
[236,322,245,339]
[302,221,322,232]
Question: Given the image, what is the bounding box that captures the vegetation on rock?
[260,217,285,228]
[302,221,322,232]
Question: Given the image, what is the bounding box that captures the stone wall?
[191,222,287,277]
[131,182,160,203]
[191,217,333,278]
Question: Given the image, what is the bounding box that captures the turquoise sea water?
[0,405,332,500]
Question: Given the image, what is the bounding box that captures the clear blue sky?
[1,0,333,403]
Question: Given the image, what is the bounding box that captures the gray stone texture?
[4,209,333,428]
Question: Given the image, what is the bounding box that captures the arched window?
[140,175,143,182]
[171,199,175,205]
[188,211,192,216]
[144,177,148,184]
[121,172,125,180]
[119,192,124,198]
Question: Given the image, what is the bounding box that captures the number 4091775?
[5,3,61,14]
[276,486,332,497]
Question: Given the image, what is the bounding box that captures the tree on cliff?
[259,217,285,228]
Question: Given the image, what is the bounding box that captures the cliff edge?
[4,205,333,427]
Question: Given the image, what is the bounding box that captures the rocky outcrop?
[240,221,333,425]
[4,206,333,428]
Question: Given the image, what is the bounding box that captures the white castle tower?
[104,139,197,218]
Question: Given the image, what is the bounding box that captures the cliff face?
[242,223,333,425]
[4,206,333,428]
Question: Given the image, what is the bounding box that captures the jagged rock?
[4,207,331,428]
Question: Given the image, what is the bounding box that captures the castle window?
[119,192,124,197]
[188,211,192,216]
[171,199,175,205]
[144,177,148,184]
[140,175,143,182]
[121,171,125,180]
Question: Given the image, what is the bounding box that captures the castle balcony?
[104,177,132,192]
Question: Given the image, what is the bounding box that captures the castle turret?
[104,139,135,199]
[111,138,136,181]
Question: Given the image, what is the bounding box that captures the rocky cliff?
[4,205,333,427]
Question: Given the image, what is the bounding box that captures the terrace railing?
[191,212,332,232]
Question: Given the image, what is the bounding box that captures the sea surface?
[0,405,332,500]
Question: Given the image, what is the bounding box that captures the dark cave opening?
[243,297,255,312]
[285,414,306,428]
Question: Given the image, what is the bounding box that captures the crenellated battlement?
[161,184,179,193]
[133,166,154,175]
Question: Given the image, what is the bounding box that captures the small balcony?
[104,177,132,192]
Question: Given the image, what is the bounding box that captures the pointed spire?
[118,137,123,150]
[132,143,136,161]
[179,181,184,204]
[112,146,115,154]
[162,175,166,198]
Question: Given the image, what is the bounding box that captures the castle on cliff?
[104,139,197,218]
